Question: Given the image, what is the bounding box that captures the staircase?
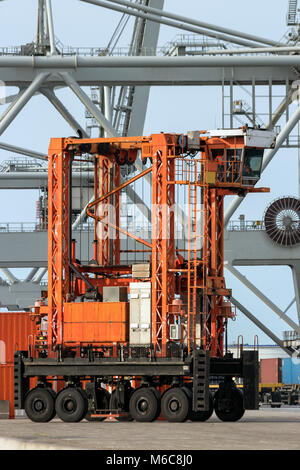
[287,0,298,25]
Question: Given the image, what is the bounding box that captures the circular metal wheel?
[24,387,56,423]
[161,387,190,423]
[85,388,111,422]
[55,387,88,423]
[214,388,245,422]
[129,387,159,422]
[183,387,214,422]
[264,197,300,246]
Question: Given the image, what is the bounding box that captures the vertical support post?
[45,0,56,55]
[151,134,175,356]
[47,139,70,349]
[113,164,121,265]
[97,156,111,266]
[230,80,233,128]
[252,78,256,125]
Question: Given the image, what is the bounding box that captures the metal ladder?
[186,161,205,352]
[287,0,298,25]
[192,349,210,411]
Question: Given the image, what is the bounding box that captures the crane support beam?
[59,72,119,137]
[42,88,88,138]
[95,0,282,47]
[80,0,279,48]
[225,263,300,333]
[0,142,47,161]
[45,0,56,55]
[0,66,298,87]
[0,73,51,137]
[2,55,300,68]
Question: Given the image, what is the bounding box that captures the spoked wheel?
[85,388,111,422]
[55,387,88,423]
[214,388,245,422]
[161,387,190,423]
[129,387,159,422]
[183,387,214,422]
[25,387,56,423]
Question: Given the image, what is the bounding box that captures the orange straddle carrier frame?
[38,131,270,360]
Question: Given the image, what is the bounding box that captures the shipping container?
[260,358,282,383]
[282,358,300,385]
[0,313,37,418]
[63,302,129,344]
[0,312,36,364]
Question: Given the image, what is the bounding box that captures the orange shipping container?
[0,312,36,364]
[63,302,129,343]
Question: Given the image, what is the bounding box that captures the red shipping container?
[260,358,282,384]
[0,312,36,364]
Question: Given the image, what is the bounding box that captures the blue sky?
[0,0,297,344]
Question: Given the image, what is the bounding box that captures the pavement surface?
[0,406,299,450]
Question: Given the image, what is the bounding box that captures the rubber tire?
[161,387,190,423]
[110,389,133,422]
[55,387,88,423]
[85,388,111,422]
[129,387,159,422]
[214,388,245,422]
[25,387,56,423]
[181,386,214,422]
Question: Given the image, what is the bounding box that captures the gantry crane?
[14,127,275,423]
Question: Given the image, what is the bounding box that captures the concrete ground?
[0,406,299,450]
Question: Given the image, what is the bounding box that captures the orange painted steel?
[45,132,268,359]
[0,313,37,418]
[47,139,71,350]
[87,165,153,249]
[0,312,37,364]
[63,302,129,344]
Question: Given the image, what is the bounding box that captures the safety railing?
[228,220,265,231]
[0,222,44,232]
[283,330,300,341]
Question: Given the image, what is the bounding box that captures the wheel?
[161,387,190,423]
[55,387,88,423]
[214,388,245,422]
[183,387,214,422]
[85,388,111,422]
[110,388,133,422]
[129,387,159,422]
[25,387,56,423]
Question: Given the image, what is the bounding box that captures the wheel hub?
[137,398,149,413]
[169,398,180,412]
[64,398,76,413]
[33,398,45,413]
